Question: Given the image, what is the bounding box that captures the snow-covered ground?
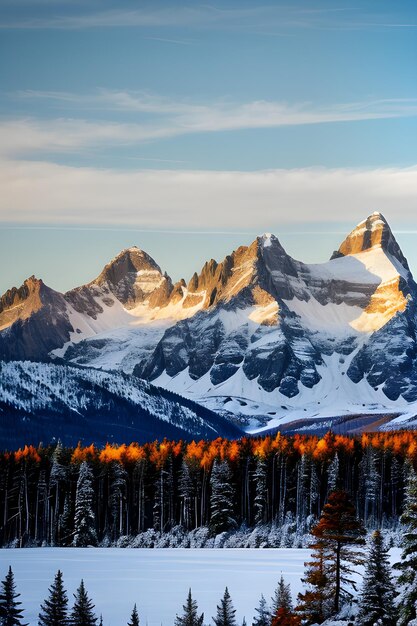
[1,548,402,626]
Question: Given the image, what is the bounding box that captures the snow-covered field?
[1,548,402,626]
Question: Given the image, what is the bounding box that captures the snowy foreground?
[1,548,402,626]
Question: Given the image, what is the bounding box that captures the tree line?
[0,431,416,547]
[2,471,417,625]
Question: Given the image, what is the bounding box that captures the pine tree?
[174,589,204,626]
[127,604,139,626]
[296,538,331,624]
[58,494,72,547]
[179,461,194,530]
[213,588,237,626]
[297,491,365,621]
[271,576,301,625]
[252,595,270,626]
[38,570,68,626]
[73,463,97,547]
[327,454,339,495]
[70,580,97,626]
[253,457,268,526]
[356,530,397,626]
[271,576,293,616]
[209,461,237,535]
[109,461,127,540]
[396,467,417,626]
[0,567,27,626]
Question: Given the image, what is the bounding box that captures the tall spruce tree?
[127,604,139,626]
[38,570,68,626]
[174,589,204,626]
[0,567,27,626]
[213,588,237,626]
[252,595,270,626]
[70,580,97,626]
[396,467,417,626]
[73,463,97,547]
[297,491,365,622]
[209,460,237,535]
[356,530,397,626]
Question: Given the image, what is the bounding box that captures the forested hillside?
[1,431,416,548]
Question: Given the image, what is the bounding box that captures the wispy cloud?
[3,93,417,157]
[1,4,415,32]
[0,160,416,229]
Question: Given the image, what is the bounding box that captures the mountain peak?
[331,212,410,270]
[92,246,172,309]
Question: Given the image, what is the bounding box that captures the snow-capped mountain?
[0,361,242,448]
[1,212,417,435]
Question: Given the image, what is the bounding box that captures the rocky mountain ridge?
[1,212,417,433]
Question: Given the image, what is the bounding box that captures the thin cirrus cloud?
[1,160,416,228]
[0,4,414,32]
[2,92,417,157]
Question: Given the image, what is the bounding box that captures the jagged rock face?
[135,213,417,410]
[0,276,43,330]
[332,212,410,270]
[88,246,173,309]
[0,247,176,362]
[0,278,72,361]
[2,212,417,426]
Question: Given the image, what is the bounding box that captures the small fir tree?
[127,604,139,626]
[38,570,68,626]
[174,589,203,626]
[252,595,270,626]
[213,587,237,626]
[396,467,417,626]
[209,460,237,535]
[0,567,27,626]
[73,463,97,547]
[70,580,97,626]
[270,577,299,626]
[356,530,397,626]
[271,577,293,615]
[297,538,331,624]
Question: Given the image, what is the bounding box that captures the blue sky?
[0,0,416,292]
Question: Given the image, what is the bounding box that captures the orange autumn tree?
[297,491,365,623]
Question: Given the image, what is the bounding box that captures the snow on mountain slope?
[133,212,417,426]
[0,361,242,447]
[1,212,417,436]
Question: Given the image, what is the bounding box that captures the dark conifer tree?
[396,468,417,626]
[0,567,27,626]
[127,604,139,626]
[174,589,204,626]
[252,595,270,626]
[209,461,237,535]
[271,577,299,626]
[38,570,68,626]
[271,576,293,615]
[253,458,268,526]
[70,580,97,626]
[73,463,97,547]
[213,587,237,626]
[356,530,397,626]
